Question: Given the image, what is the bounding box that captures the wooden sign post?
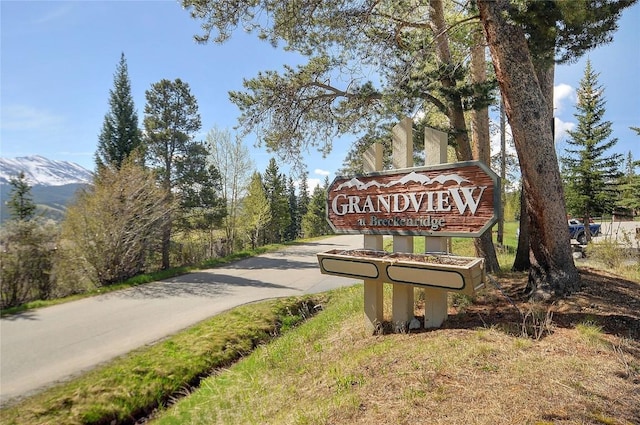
[362,142,384,331]
[391,118,414,331]
[322,119,499,331]
[423,127,448,328]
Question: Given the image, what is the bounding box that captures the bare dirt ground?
[444,268,639,342]
[354,267,640,425]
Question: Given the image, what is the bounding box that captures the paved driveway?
[593,221,640,248]
[0,234,363,405]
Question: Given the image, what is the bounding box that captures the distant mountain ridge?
[0,155,93,186]
[0,156,93,222]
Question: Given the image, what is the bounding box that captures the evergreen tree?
[95,53,142,170]
[618,151,640,215]
[1,172,57,306]
[144,78,202,187]
[285,176,299,241]
[143,78,201,269]
[297,172,310,237]
[241,172,271,249]
[561,60,622,238]
[0,219,58,307]
[302,184,331,238]
[174,142,227,240]
[6,172,36,221]
[262,158,291,244]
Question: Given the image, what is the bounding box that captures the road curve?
[0,234,363,405]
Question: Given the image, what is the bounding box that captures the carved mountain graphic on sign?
[385,171,470,187]
[334,178,384,191]
[333,172,470,191]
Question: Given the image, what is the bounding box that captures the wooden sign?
[326,160,499,237]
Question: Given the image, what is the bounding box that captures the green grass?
[151,285,366,425]
[0,295,326,425]
[3,224,638,424]
[382,220,521,273]
[2,250,638,424]
[150,282,638,425]
[575,321,606,346]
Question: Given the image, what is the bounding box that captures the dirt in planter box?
[335,249,476,266]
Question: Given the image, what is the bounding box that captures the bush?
[0,219,59,308]
[59,160,171,287]
[587,237,640,281]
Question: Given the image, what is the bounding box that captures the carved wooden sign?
[326,160,499,237]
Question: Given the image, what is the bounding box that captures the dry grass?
[154,271,640,425]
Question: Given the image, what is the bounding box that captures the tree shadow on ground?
[101,271,300,300]
[0,309,40,321]
[438,268,640,344]
[222,255,319,270]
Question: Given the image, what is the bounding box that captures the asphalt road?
[0,234,363,405]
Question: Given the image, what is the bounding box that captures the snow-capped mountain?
[0,155,93,186]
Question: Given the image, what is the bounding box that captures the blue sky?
[1,1,638,188]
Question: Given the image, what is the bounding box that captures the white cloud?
[554,117,575,143]
[33,4,73,25]
[553,83,576,115]
[292,177,323,195]
[314,168,330,176]
[307,178,322,193]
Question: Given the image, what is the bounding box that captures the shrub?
[0,219,59,308]
[59,160,171,286]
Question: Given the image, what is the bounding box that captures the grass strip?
[0,295,326,425]
[153,285,639,425]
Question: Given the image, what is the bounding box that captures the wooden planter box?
[317,249,485,296]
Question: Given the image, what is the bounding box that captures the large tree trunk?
[161,174,172,270]
[428,0,473,162]
[470,25,500,273]
[478,0,580,299]
[512,38,554,273]
[429,0,499,272]
[512,187,531,271]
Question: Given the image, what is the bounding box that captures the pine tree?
[174,142,227,239]
[297,172,310,236]
[6,172,36,221]
[302,184,331,238]
[143,78,201,269]
[618,151,640,215]
[95,53,142,170]
[262,158,291,244]
[561,60,622,239]
[285,176,299,241]
[2,173,58,306]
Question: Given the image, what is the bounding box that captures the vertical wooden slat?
[424,127,449,328]
[391,118,414,330]
[363,142,383,332]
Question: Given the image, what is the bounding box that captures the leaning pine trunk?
[470,24,500,273]
[478,0,580,298]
